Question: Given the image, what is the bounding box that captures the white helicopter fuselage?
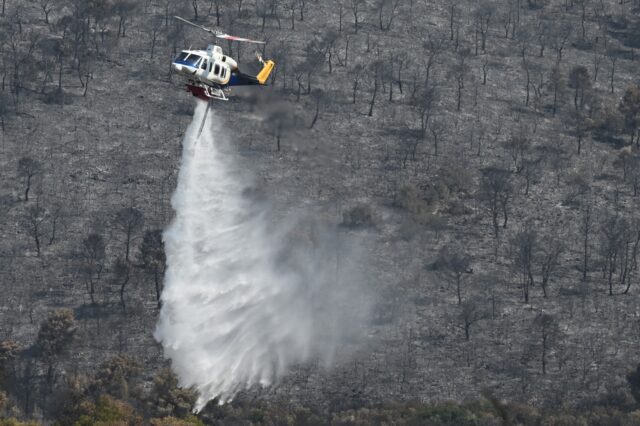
[172,45,237,87]
[171,16,274,102]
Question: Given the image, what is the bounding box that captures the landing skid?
[204,86,228,101]
[186,81,229,101]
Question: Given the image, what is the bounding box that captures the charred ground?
[1,0,640,423]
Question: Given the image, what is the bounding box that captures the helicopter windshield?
[174,52,202,68]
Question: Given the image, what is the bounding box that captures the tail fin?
[256,60,275,85]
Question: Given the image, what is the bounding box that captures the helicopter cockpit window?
[200,59,208,70]
[174,52,189,62]
[174,52,202,67]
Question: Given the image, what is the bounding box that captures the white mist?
[154,102,369,412]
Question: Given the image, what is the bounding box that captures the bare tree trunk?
[368,73,378,117]
[154,269,162,308]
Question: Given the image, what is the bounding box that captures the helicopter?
[172,16,275,103]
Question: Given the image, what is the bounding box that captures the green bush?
[150,415,204,426]
[411,403,479,425]
[73,395,141,426]
[147,369,198,419]
[0,419,40,426]
[92,355,142,399]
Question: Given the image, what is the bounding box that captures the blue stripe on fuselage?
[227,72,259,87]
[173,60,198,69]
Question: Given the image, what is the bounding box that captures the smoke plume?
[154,102,370,412]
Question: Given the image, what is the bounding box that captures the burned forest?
[2,0,640,424]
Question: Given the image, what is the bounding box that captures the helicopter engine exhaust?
[154,102,371,412]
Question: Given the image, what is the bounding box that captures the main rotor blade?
[215,33,265,44]
[174,16,215,34]
[174,15,265,44]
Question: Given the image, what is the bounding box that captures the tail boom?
[228,60,276,87]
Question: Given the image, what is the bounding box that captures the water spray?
[155,102,370,411]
